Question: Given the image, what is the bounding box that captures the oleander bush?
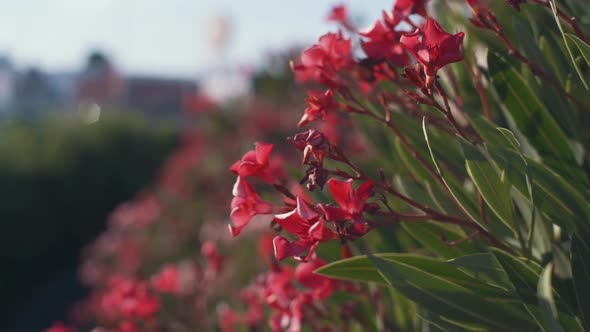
[49,0,590,331]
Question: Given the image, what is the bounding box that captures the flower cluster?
[218,254,350,332]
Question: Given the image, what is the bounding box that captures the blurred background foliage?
[0,115,179,331]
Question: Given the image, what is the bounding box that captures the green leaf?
[487,51,577,166]
[463,141,516,234]
[565,33,590,71]
[422,118,486,230]
[491,248,542,304]
[314,254,388,284]
[571,235,590,330]
[401,221,479,259]
[317,253,515,301]
[448,253,511,289]
[490,146,590,234]
[491,248,551,329]
[368,255,534,331]
[538,263,566,332]
[548,0,589,89]
[418,312,488,332]
[474,117,589,241]
[492,249,582,331]
[395,138,432,182]
[512,190,553,259]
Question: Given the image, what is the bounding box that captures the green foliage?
[311,1,590,330]
[0,115,178,330]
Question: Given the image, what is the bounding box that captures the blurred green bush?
[0,115,179,331]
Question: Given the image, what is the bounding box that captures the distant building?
[14,68,58,116]
[75,51,200,118]
[0,56,15,113]
[125,76,198,116]
[0,50,204,120]
[77,52,125,107]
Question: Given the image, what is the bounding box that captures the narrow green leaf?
[538,263,566,332]
[488,51,577,165]
[491,248,542,304]
[422,118,487,230]
[401,221,479,259]
[493,249,582,331]
[497,128,521,151]
[368,255,534,331]
[314,254,388,284]
[497,128,536,252]
[512,190,552,259]
[317,253,515,301]
[548,0,589,89]
[418,312,488,332]
[463,141,516,234]
[448,253,511,289]
[565,33,590,70]
[490,146,590,234]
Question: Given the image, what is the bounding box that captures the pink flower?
[298,89,337,127]
[294,255,334,300]
[118,321,139,332]
[218,304,240,332]
[230,177,273,237]
[272,197,334,261]
[326,4,349,26]
[202,241,224,279]
[319,179,376,237]
[394,0,429,17]
[289,130,332,166]
[382,0,430,29]
[360,20,408,66]
[230,142,278,184]
[400,18,465,77]
[151,265,180,294]
[240,288,264,328]
[293,32,353,87]
[100,278,160,319]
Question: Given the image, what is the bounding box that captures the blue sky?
[0,0,392,78]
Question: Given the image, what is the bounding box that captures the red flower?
[118,321,140,332]
[100,278,160,319]
[293,32,352,87]
[400,18,465,77]
[360,20,408,66]
[320,179,375,237]
[326,4,349,26]
[394,0,429,17]
[230,177,273,237]
[382,0,430,29]
[290,129,332,166]
[202,241,224,279]
[263,266,297,311]
[218,304,240,332]
[294,255,334,300]
[272,197,334,261]
[151,265,180,294]
[298,89,337,127]
[240,288,264,328]
[230,142,277,184]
